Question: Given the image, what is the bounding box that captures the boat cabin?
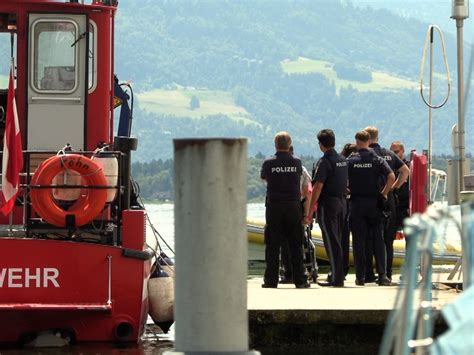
[1,0,115,152]
[0,0,132,236]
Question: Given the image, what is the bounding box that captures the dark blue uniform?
[261,152,307,287]
[348,148,393,282]
[313,148,348,285]
[395,159,410,248]
[369,143,405,279]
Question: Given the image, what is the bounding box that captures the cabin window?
[0,34,10,90]
[31,20,78,93]
[88,21,97,92]
[0,32,15,127]
[0,10,16,91]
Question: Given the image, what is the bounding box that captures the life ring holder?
[30,154,108,227]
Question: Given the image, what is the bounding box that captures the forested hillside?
[0,2,471,159]
[353,0,474,40]
[114,0,472,161]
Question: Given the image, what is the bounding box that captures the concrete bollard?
[165,138,259,355]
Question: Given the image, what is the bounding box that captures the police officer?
[280,145,313,283]
[340,143,358,277]
[348,130,395,286]
[261,131,309,289]
[390,141,411,248]
[304,129,348,287]
[364,126,409,282]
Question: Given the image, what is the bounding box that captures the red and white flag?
[0,65,23,216]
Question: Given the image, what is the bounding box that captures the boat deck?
[247,274,460,349]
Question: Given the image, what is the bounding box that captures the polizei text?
[271,166,297,173]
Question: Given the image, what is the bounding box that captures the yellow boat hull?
[247,218,461,266]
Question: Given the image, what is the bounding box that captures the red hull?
[0,237,151,343]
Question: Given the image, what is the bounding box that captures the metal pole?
[419,25,451,204]
[452,0,469,193]
[168,138,259,355]
[456,19,466,193]
[428,27,434,203]
[114,136,138,211]
[460,194,474,288]
[10,32,14,63]
[416,226,434,355]
[395,223,421,355]
[113,136,138,245]
[8,211,13,237]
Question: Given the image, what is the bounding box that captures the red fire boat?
[0,0,152,344]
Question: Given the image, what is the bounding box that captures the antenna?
[418,25,451,204]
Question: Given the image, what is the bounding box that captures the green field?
[281,57,418,93]
[137,88,260,125]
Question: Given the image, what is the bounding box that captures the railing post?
[166,138,259,355]
[460,192,474,288]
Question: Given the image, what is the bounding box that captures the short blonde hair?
[364,126,378,142]
[274,131,292,151]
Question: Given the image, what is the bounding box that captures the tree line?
[131,153,472,202]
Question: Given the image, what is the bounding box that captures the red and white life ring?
[30,154,108,227]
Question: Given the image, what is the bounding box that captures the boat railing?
[430,169,447,204]
[0,149,124,243]
[379,201,473,355]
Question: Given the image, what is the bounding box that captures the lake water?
[144,202,266,254]
[145,202,462,254]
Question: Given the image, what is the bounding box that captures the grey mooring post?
[166,138,260,355]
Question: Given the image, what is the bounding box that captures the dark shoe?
[279,278,293,284]
[295,282,311,289]
[377,275,392,286]
[317,281,344,288]
[365,275,377,283]
[261,283,278,288]
[355,278,365,286]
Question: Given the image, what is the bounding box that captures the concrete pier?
[247,274,459,349]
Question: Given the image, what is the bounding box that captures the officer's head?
[341,143,357,158]
[363,126,378,143]
[274,131,292,152]
[317,129,335,151]
[355,130,370,149]
[390,141,405,159]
